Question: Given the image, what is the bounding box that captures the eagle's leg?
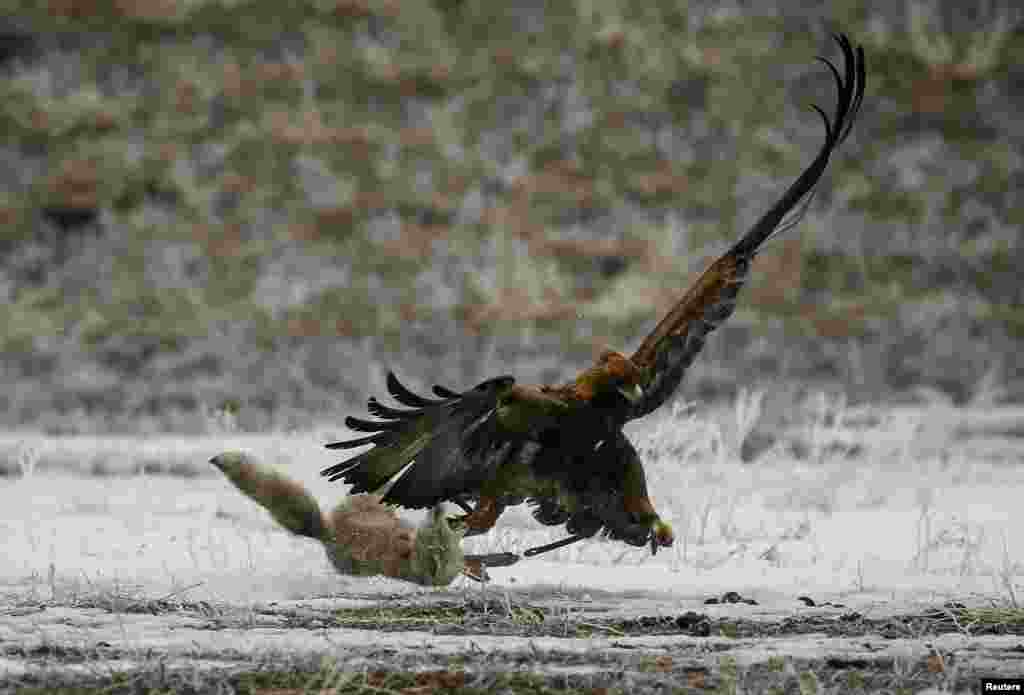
[620,451,674,554]
[450,463,530,535]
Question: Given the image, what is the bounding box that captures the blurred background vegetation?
[0,0,1021,434]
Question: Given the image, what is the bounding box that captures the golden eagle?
[323,34,865,560]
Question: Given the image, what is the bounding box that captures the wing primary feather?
[321,458,364,481]
[325,433,387,449]
[627,35,864,419]
[366,397,418,420]
[322,372,516,508]
[761,187,818,247]
[729,32,864,258]
[432,384,460,399]
[842,46,866,144]
[809,103,832,142]
[386,371,447,408]
[374,459,416,498]
[343,415,408,433]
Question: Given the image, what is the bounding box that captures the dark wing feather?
[366,397,418,420]
[526,430,655,547]
[432,384,460,399]
[322,374,520,507]
[343,415,408,433]
[628,33,865,420]
[324,432,389,450]
[386,371,448,408]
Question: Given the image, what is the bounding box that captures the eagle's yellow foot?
[623,493,673,554]
[650,519,674,555]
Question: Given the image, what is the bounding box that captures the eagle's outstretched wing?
[321,372,596,508]
[321,373,515,508]
[322,348,647,509]
[626,33,865,420]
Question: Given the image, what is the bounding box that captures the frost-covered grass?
[1,395,1022,607]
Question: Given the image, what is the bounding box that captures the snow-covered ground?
[2,403,1021,607]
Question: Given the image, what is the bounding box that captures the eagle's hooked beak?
[617,383,643,403]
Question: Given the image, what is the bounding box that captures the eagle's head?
[571,349,644,404]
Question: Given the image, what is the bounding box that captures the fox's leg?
[456,494,505,535]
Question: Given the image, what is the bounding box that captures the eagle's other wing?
[321,373,571,508]
[627,33,865,420]
[528,429,671,548]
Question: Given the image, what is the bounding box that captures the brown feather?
[631,255,744,369]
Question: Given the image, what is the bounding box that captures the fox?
[210,451,516,586]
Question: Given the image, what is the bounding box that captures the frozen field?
[2,400,1023,692]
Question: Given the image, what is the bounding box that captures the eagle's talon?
[651,520,674,555]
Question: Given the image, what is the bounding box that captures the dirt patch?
[3,586,1023,694]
